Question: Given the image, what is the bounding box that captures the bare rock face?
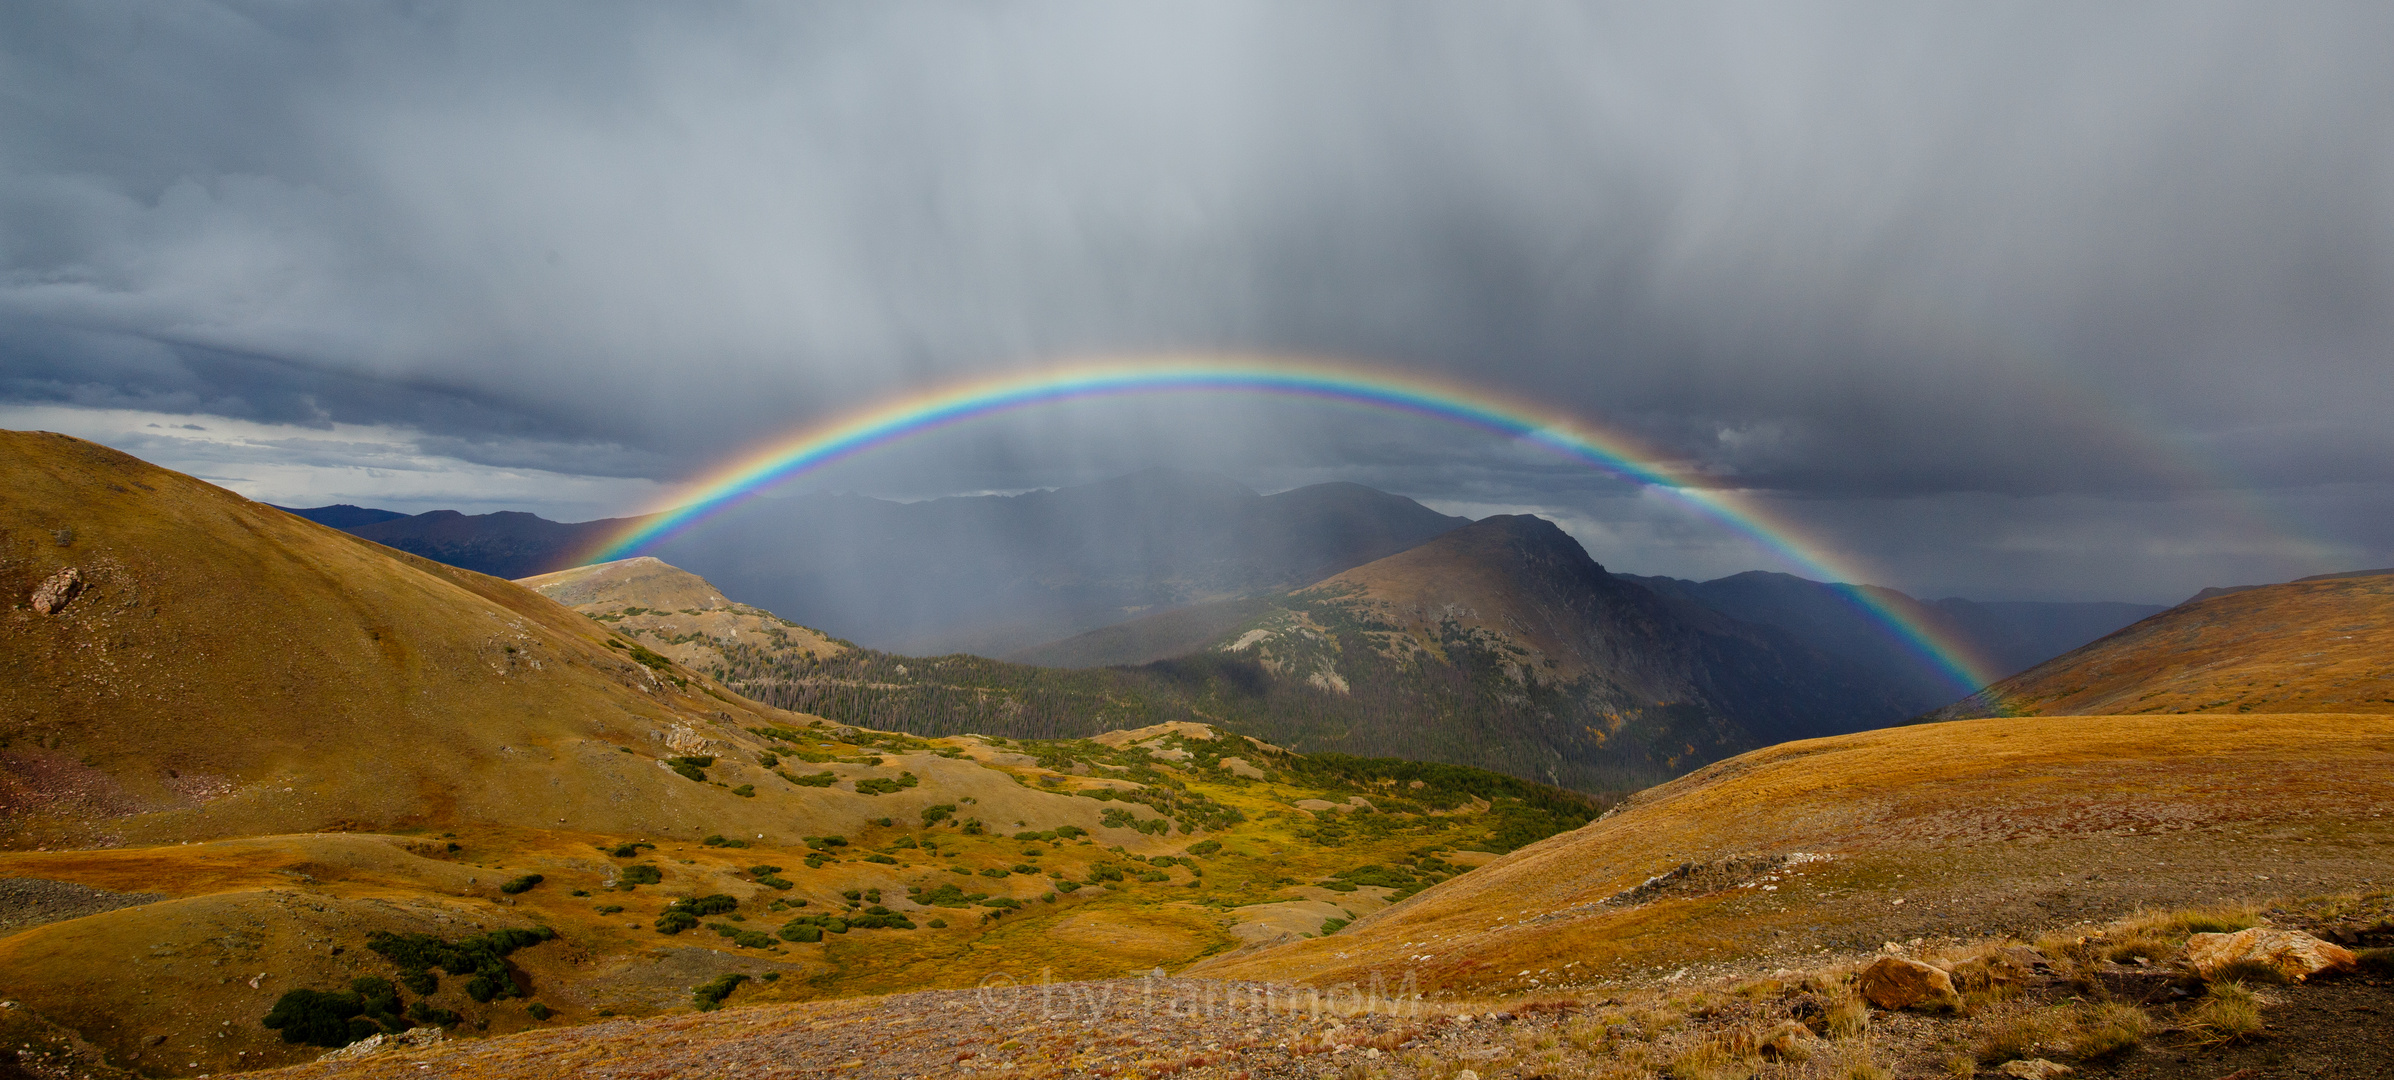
[2183,927,2357,982]
[1856,956,1959,1010]
[29,567,82,614]
[315,1025,444,1061]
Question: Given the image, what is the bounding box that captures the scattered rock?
[29,567,83,614]
[316,1025,444,1061]
[2183,927,2358,982]
[1604,853,1792,907]
[1997,1059,2074,1079]
[1856,956,1959,1010]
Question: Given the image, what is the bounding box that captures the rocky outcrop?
[1855,956,1960,1010]
[2182,927,2357,982]
[29,567,82,614]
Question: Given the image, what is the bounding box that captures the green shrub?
[525,1002,553,1021]
[980,867,1009,878]
[1053,825,1086,839]
[757,752,779,768]
[1055,880,1081,893]
[1321,917,1350,935]
[922,803,958,826]
[692,973,749,1012]
[655,911,699,934]
[702,834,750,848]
[779,922,823,943]
[603,841,656,858]
[731,784,756,798]
[666,894,740,917]
[1186,839,1221,856]
[261,988,369,1047]
[927,918,947,928]
[748,864,783,876]
[596,904,623,914]
[667,757,710,782]
[784,770,837,786]
[499,874,544,894]
[619,864,663,885]
[865,854,898,865]
[805,835,849,849]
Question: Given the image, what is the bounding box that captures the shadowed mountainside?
[1621,570,2164,713]
[278,506,651,581]
[1926,569,2394,720]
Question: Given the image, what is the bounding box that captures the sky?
[5,2,2391,603]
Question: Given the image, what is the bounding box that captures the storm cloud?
[4,2,2390,599]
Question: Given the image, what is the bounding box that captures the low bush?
[499,874,544,895]
[1186,839,1221,856]
[655,911,699,934]
[702,834,750,848]
[262,988,370,1048]
[596,904,624,914]
[783,769,838,786]
[1320,917,1350,935]
[525,1002,553,1021]
[980,867,1009,878]
[2356,947,2394,978]
[757,751,779,768]
[619,864,663,885]
[864,854,898,865]
[693,973,749,1011]
[602,841,656,858]
[780,922,822,943]
[921,803,957,826]
[805,835,849,849]
[731,784,756,798]
[667,756,711,782]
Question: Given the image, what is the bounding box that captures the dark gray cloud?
[4,2,2391,598]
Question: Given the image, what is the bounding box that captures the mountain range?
[285,468,2160,700]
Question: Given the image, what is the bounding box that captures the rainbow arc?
[584,357,1999,693]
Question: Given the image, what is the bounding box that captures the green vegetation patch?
[365,926,556,1002]
[692,973,749,1012]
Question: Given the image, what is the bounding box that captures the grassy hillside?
[1191,711,2394,995]
[1928,570,2394,720]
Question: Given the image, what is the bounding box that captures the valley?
[7,430,2392,1079]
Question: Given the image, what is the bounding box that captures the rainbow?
[585,356,2000,692]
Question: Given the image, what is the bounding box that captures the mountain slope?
[1233,516,1910,748]
[516,556,850,675]
[1622,570,2165,710]
[1927,569,2394,720]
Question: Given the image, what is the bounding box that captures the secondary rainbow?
[586,357,2001,692]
